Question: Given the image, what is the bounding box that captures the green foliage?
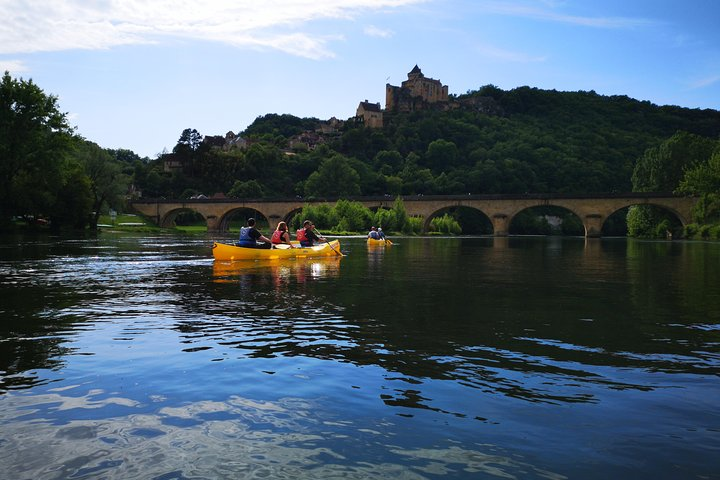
[0,71,75,225]
[430,214,462,235]
[244,113,320,139]
[683,223,720,240]
[626,205,679,238]
[51,164,94,229]
[72,140,130,228]
[333,199,373,231]
[510,210,552,235]
[627,205,656,237]
[632,131,717,192]
[391,196,410,233]
[290,204,337,230]
[689,193,720,224]
[560,213,585,235]
[677,149,720,196]
[405,216,424,234]
[228,179,264,198]
[289,197,412,234]
[629,133,719,236]
[304,154,361,197]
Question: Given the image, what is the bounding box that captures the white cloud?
[0,59,29,73]
[475,44,546,63]
[364,25,394,38]
[689,75,720,89]
[479,1,655,29]
[0,0,425,58]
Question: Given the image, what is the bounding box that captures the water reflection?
[212,257,342,285]
[0,388,566,480]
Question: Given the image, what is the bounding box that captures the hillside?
[145,85,720,200]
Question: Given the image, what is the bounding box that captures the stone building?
[385,65,449,113]
[356,100,384,128]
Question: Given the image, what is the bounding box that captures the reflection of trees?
[0,283,76,393]
[625,239,720,361]
[169,238,719,412]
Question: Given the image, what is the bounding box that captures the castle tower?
[386,65,449,112]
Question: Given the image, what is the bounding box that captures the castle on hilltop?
[386,65,449,112]
[356,65,451,128]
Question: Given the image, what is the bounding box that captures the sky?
[1,0,719,159]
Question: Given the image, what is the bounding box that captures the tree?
[229,179,264,198]
[172,128,203,177]
[304,154,361,198]
[174,128,203,154]
[631,131,716,192]
[425,139,459,172]
[73,140,130,228]
[0,71,75,225]
[629,132,718,236]
[677,148,720,224]
[677,148,720,196]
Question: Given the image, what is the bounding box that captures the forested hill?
[239,85,720,196]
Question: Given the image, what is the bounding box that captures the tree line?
[1,72,139,231]
[2,71,719,236]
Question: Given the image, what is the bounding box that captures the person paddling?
[238,218,272,249]
[296,220,325,247]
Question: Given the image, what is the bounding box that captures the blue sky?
[2,0,718,158]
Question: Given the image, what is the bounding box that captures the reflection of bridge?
[130,193,696,237]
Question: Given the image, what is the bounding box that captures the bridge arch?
[284,207,305,227]
[423,206,493,234]
[604,202,687,237]
[159,207,207,229]
[217,207,270,233]
[508,205,584,235]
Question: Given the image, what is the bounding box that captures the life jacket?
[238,226,255,246]
[369,230,380,239]
[271,230,285,244]
[296,228,308,243]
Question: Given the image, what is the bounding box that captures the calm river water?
[0,233,718,479]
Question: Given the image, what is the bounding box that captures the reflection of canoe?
[212,240,342,261]
[367,238,392,246]
[213,256,342,280]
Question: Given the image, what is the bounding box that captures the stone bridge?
[129,193,697,237]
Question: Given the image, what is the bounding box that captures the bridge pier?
[583,214,604,238]
[206,216,222,232]
[491,214,509,237]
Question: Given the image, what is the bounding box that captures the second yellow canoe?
[367,238,392,246]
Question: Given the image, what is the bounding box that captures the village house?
[356,100,384,128]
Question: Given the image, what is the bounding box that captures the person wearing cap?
[377,227,386,240]
[368,226,380,240]
[238,217,272,249]
[296,220,325,247]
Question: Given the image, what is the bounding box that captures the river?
[0,233,718,479]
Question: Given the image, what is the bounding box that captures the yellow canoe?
[213,240,342,261]
[367,237,392,246]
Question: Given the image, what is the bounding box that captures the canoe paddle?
[315,229,345,257]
